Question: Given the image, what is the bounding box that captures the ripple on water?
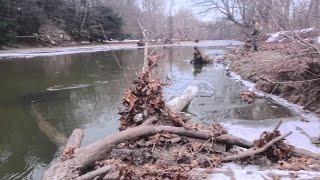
[0,147,12,163]
[46,84,91,91]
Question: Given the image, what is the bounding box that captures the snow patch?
[266,27,318,43]
[209,163,320,180]
[0,40,243,59]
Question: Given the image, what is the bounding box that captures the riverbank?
[0,40,242,59]
[0,42,138,59]
[226,42,320,116]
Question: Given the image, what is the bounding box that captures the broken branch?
[221,132,292,162]
[272,120,283,133]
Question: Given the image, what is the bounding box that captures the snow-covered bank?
[0,40,243,59]
[228,72,320,153]
[0,44,137,59]
[210,163,320,180]
[202,65,320,180]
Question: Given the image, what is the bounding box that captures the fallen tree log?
[43,125,252,180]
[166,85,199,112]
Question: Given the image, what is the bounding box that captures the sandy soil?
[227,42,320,115]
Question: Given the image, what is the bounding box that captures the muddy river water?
[0,41,296,179]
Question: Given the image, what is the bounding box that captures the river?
[0,41,296,179]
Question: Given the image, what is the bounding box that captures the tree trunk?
[283,0,291,29]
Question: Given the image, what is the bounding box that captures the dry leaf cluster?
[119,56,165,130]
[253,131,293,162]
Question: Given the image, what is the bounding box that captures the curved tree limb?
[221,132,292,162]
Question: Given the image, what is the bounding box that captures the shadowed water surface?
[0,41,295,179]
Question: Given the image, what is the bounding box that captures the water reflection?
[0,49,146,179]
[193,64,204,76]
[0,47,193,179]
[187,63,295,125]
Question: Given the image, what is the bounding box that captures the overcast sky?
[174,0,191,8]
[173,0,213,21]
[138,0,214,21]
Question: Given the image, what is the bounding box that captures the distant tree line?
[5,0,316,46]
[105,0,225,41]
[0,0,124,46]
[1,0,246,46]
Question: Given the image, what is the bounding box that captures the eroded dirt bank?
[226,42,320,115]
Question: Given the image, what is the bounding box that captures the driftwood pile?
[43,56,320,180]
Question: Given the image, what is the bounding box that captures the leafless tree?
[192,0,320,34]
